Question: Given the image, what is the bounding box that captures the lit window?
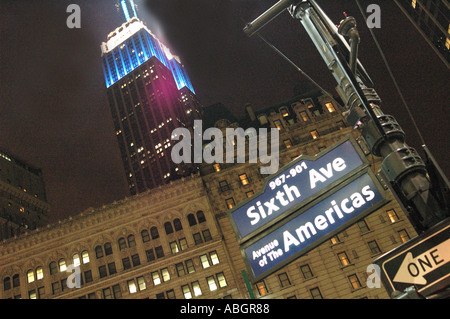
[398,229,410,243]
[213,163,221,172]
[27,270,35,283]
[128,280,137,294]
[58,259,67,272]
[137,276,146,291]
[310,130,320,139]
[170,241,179,254]
[280,108,289,117]
[36,267,44,280]
[386,209,399,223]
[325,102,336,113]
[210,251,220,265]
[338,252,351,267]
[246,190,255,198]
[273,120,282,130]
[200,254,210,269]
[411,0,416,8]
[192,281,202,296]
[73,254,80,267]
[283,139,292,149]
[348,274,362,290]
[217,273,227,288]
[161,268,170,282]
[300,111,309,122]
[152,272,161,285]
[182,284,192,299]
[225,198,235,209]
[330,236,340,245]
[82,251,90,264]
[256,281,268,296]
[207,276,217,291]
[446,24,450,50]
[239,173,250,186]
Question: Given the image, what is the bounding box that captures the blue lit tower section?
[101,2,199,194]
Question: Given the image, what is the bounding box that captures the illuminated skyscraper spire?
[119,0,138,22]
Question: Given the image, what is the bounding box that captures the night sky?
[0,0,448,223]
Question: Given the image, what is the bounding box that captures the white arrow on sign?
[393,238,450,285]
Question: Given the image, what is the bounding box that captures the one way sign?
[374,218,450,297]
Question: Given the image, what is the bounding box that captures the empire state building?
[101,0,201,195]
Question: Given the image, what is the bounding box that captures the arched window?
[141,230,150,243]
[95,245,104,259]
[118,237,127,250]
[49,261,58,275]
[196,211,206,223]
[164,222,174,235]
[27,269,35,283]
[36,267,44,280]
[3,277,11,291]
[173,218,183,231]
[104,242,113,256]
[72,253,80,267]
[127,235,136,248]
[187,213,197,226]
[150,226,159,239]
[58,259,67,272]
[82,250,90,264]
[12,274,20,288]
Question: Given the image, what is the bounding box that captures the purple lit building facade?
[101,1,200,194]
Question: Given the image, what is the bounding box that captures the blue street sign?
[229,139,366,242]
[242,171,387,282]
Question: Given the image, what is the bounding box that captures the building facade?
[102,1,199,195]
[0,149,49,241]
[0,92,417,299]
[395,0,450,69]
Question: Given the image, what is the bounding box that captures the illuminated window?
[179,238,188,251]
[82,251,90,264]
[283,139,292,148]
[446,24,450,50]
[200,254,210,269]
[58,259,67,272]
[386,209,399,223]
[213,163,221,172]
[299,111,309,122]
[225,197,235,209]
[210,251,220,265]
[182,284,192,299]
[207,276,217,291]
[128,280,137,294]
[152,272,161,285]
[398,229,410,243]
[256,281,268,296]
[185,259,195,274]
[338,252,351,267]
[411,0,416,8]
[137,276,146,291]
[170,241,179,254]
[73,254,80,267]
[280,108,289,117]
[27,270,35,283]
[246,190,255,198]
[192,281,202,296]
[36,267,44,280]
[217,272,227,288]
[310,130,320,139]
[273,120,283,130]
[29,289,37,299]
[325,102,336,113]
[330,236,340,245]
[239,173,250,186]
[348,274,362,290]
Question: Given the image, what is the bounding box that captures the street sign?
[374,218,450,297]
[241,170,387,282]
[228,138,367,243]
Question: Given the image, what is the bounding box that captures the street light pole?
[243,0,448,234]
